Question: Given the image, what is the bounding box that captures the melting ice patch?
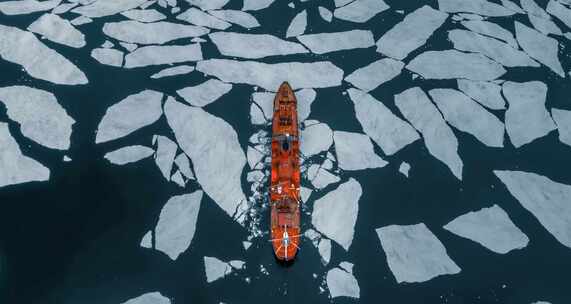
[457,79,506,110]
[333,131,387,171]
[345,58,404,92]
[28,13,85,48]
[552,109,571,147]
[209,32,308,59]
[515,22,564,76]
[120,292,170,304]
[326,267,360,299]
[124,44,203,68]
[176,8,231,30]
[177,79,232,107]
[437,0,515,16]
[0,0,60,15]
[333,0,389,23]
[297,30,374,54]
[286,10,307,38]
[104,145,154,165]
[71,0,148,18]
[208,10,260,29]
[91,48,124,67]
[103,21,209,45]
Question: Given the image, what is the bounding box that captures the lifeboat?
[270,82,301,262]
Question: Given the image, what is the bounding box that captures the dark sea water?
[1,0,571,304]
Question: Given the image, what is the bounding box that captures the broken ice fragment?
[124,44,203,68]
[188,0,229,10]
[207,10,260,29]
[120,292,170,304]
[318,239,331,265]
[171,170,186,187]
[333,131,387,171]
[301,122,333,157]
[552,108,571,147]
[297,89,316,122]
[333,0,389,23]
[204,256,235,283]
[71,16,92,26]
[515,22,564,76]
[399,162,411,177]
[457,79,506,110]
[174,153,194,180]
[72,0,148,18]
[286,10,307,38]
[177,8,231,30]
[438,0,515,16]
[209,32,308,59]
[121,9,166,22]
[0,0,60,15]
[546,1,571,29]
[28,13,85,48]
[318,7,333,22]
[460,20,518,48]
[103,21,209,45]
[298,30,374,54]
[247,146,264,169]
[151,65,195,79]
[105,145,154,165]
[154,136,178,180]
[177,79,232,107]
[308,165,340,189]
[91,48,123,67]
[345,58,404,92]
[326,267,360,298]
[242,0,275,11]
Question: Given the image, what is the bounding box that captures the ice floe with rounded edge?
[345,58,403,92]
[0,86,74,150]
[209,32,308,59]
[333,131,387,171]
[121,9,166,22]
[438,0,515,16]
[399,161,411,177]
[91,48,124,67]
[444,204,529,254]
[204,256,243,283]
[297,30,374,55]
[495,170,571,249]
[0,0,60,15]
[301,121,333,157]
[154,136,177,180]
[318,7,333,22]
[242,0,275,11]
[348,88,419,156]
[28,13,85,48]
[189,0,229,10]
[308,164,340,189]
[461,20,518,48]
[151,65,195,79]
[326,266,360,299]
[104,145,154,165]
[286,10,307,38]
[120,292,170,304]
[333,0,389,23]
[177,79,232,107]
[376,223,461,283]
[177,8,231,30]
[312,178,361,251]
[515,22,564,76]
[376,5,448,60]
[0,24,87,85]
[124,44,203,68]
[103,21,209,45]
[552,109,571,147]
[72,0,148,18]
[457,79,506,110]
[96,90,163,144]
[207,10,260,29]
[0,123,50,188]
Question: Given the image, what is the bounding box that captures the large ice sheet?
[326,267,360,299]
[96,90,163,144]
[0,0,60,15]
[301,122,333,157]
[333,131,387,171]
[552,109,571,147]
[461,20,518,48]
[376,6,447,60]
[28,13,85,48]
[103,21,208,45]
[196,59,343,91]
[124,44,203,68]
[457,79,506,110]
[333,0,389,23]
[121,9,166,22]
[376,223,461,283]
[348,88,419,156]
[345,58,403,92]
[515,22,564,76]
[104,145,154,165]
[0,25,87,85]
[177,79,232,107]
[91,48,123,67]
[0,123,50,188]
[395,87,463,180]
[208,10,260,29]
[495,170,571,248]
[0,86,74,150]
[176,8,231,30]
[121,292,170,304]
[72,0,148,18]
[444,205,529,254]
[209,32,308,59]
[312,178,361,250]
[297,30,374,54]
[154,136,177,180]
[438,0,515,16]
[286,10,307,38]
[502,81,556,148]
[406,50,506,81]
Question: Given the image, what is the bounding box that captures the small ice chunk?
[297,30,374,54]
[297,89,316,122]
[204,256,233,283]
[444,205,529,254]
[318,239,331,265]
[502,81,556,148]
[318,7,333,22]
[457,79,506,110]
[495,170,571,248]
[151,65,195,79]
[174,153,194,179]
[120,292,170,304]
[376,6,448,60]
[102,40,114,48]
[0,0,60,15]
[171,170,185,187]
[406,50,506,81]
[140,230,151,248]
[339,261,354,273]
[438,0,515,16]
[91,48,123,67]
[71,16,92,26]
[121,9,166,22]
[333,0,389,23]
[348,88,419,156]
[103,21,209,45]
[333,131,387,171]
[247,146,264,169]
[207,10,260,29]
[177,79,232,107]
[345,58,404,92]
[188,0,229,10]
[63,155,72,162]
[105,145,154,165]
[308,165,340,189]
[546,1,571,29]
[326,267,360,299]
[301,121,333,157]
[28,13,85,48]
[552,108,571,147]
[72,0,148,18]
[154,136,178,180]
[461,20,518,48]
[177,8,231,30]
[96,90,163,144]
[286,10,307,38]
[209,32,308,59]
[242,241,252,250]
[515,22,564,76]
[124,44,203,68]
[242,0,275,11]
[399,161,411,177]
[312,178,361,250]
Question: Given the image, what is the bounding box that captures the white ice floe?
[298,30,374,54]
[301,122,333,157]
[500,0,524,13]
[286,10,307,38]
[308,164,340,189]
[177,8,231,30]
[495,170,571,248]
[318,238,331,265]
[552,109,571,147]
[333,0,389,23]
[376,5,447,60]
[243,241,252,250]
[154,136,178,180]
[0,25,87,85]
[28,13,85,48]
[153,191,202,260]
[326,267,360,299]
[188,0,229,10]
[177,79,232,107]
[0,0,60,15]
[209,32,308,59]
[334,0,354,7]
[250,104,267,125]
[124,44,203,68]
[207,10,260,29]
[196,59,343,91]
[348,88,419,156]
[121,9,166,22]
[449,29,539,68]
[121,292,170,304]
[461,20,518,48]
[444,204,529,254]
[300,186,312,202]
[204,256,234,283]
[71,16,92,26]
[52,3,77,14]
[174,153,194,179]
[0,123,50,188]
[104,145,154,165]
[242,0,275,11]
[312,178,361,250]
[395,87,463,180]
[457,79,506,110]
[0,86,74,150]
[502,81,556,148]
[546,1,571,29]
[521,0,562,36]
[140,230,151,248]
[333,131,387,171]
[164,99,247,220]
[96,90,163,144]
[399,161,411,177]
[151,65,195,79]
[515,22,564,76]
[102,40,114,48]
[247,146,264,169]
[91,48,124,67]
[406,50,506,81]
[294,89,315,122]
[103,21,209,45]
[345,58,403,92]
[319,7,333,22]
[72,0,148,18]
[376,223,461,283]
[429,89,505,148]
[438,0,515,16]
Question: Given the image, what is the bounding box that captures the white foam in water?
[297,30,374,55]
[376,223,461,283]
[495,170,571,249]
[319,7,333,22]
[207,10,260,29]
[502,81,556,148]
[406,50,506,81]
[312,178,361,250]
[437,0,515,16]
[91,48,124,67]
[104,145,154,165]
[286,10,307,38]
[177,79,232,107]
[326,267,360,299]
[188,0,229,10]
[124,44,203,68]
[174,153,194,180]
[0,86,74,150]
[196,59,343,91]
[121,9,166,22]
[301,121,333,157]
[429,89,505,148]
[444,205,529,254]
[515,22,564,76]
[333,0,389,23]
[177,8,231,30]
[72,0,148,18]
[0,0,60,15]
[0,123,50,188]
[121,292,171,304]
[0,24,88,85]
[395,87,463,180]
[552,109,571,147]
[154,136,178,180]
[546,1,571,29]
[457,79,506,110]
[308,164,340,189]
[376,5,447,60]
[333,131,387,171]
[209,32,308,59]
[348,88,419,156]
[460,20,518,48]
[345,58,404,92]
[103,21,209,45]
[164,99,247,220]
[28,13,85,48]
[204,256,235,283]
[151,65,195,79]
[318,238,331,265]
[399,161,411,177]
[242,0,275,11]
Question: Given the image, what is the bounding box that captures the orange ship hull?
[270,82,301,262]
